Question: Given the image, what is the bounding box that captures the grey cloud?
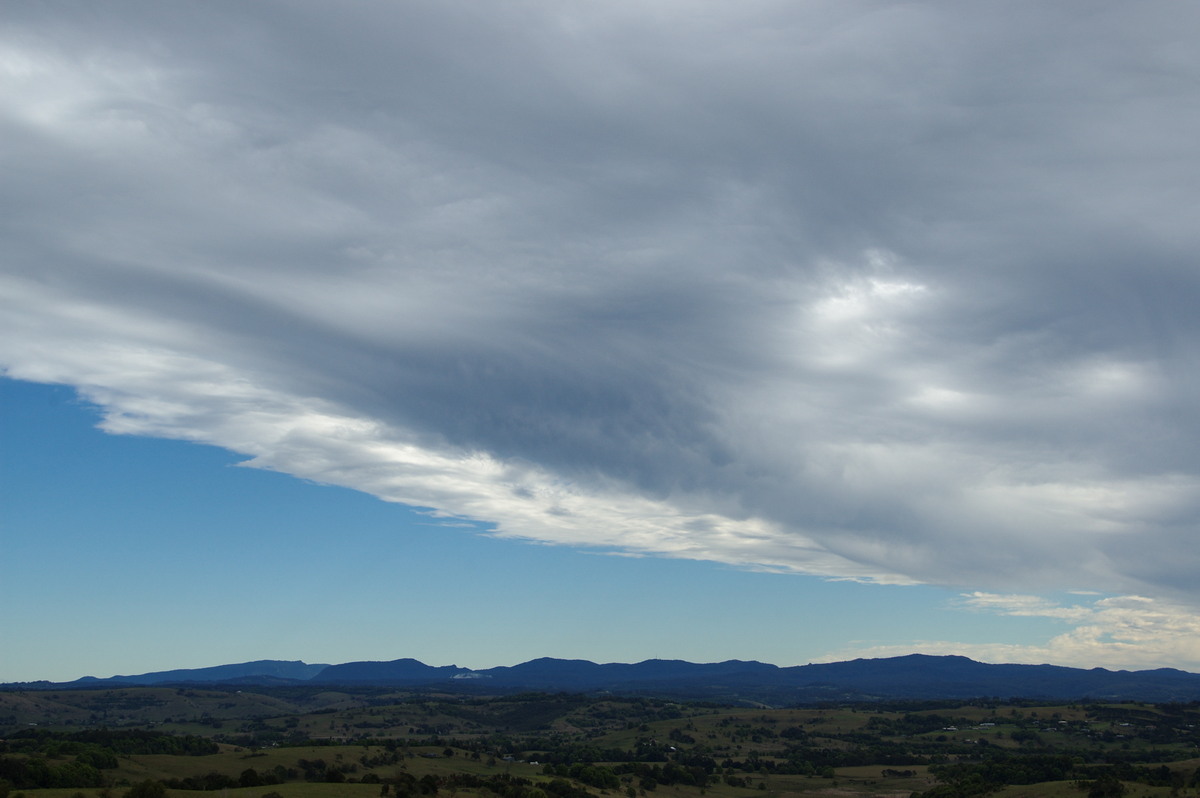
[4,1,1200,602]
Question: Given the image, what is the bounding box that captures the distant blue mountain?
[35,654,1200,703]
[74,660,328,685]
[774,654,1200,701]
[309,658,469,684]
[476,657,780,689]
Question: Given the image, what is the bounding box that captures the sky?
[3,1,1200,683]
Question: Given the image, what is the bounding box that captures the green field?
[4,690,1200,798]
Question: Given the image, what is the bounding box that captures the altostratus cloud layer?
[4,3,1200,640]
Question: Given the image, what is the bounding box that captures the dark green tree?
[1089,774,1126,798]
[124,780,166,798]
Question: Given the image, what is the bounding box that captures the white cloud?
[4,1,1200,657]
[818,593,1200,672]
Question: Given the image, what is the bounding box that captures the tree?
[1089,774,1126,798]
[124,781,166,798]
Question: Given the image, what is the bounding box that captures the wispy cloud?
[3,2,1200,638]
[819,594,1200,671]
[958,592,1095,622]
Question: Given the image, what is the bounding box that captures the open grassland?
[5,691,1200,798]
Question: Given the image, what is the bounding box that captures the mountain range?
[10,654,1200,704]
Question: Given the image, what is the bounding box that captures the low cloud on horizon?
[816,593,1200,672]
[4,2,1200,669]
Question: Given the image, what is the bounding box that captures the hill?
[9,654,1200,704]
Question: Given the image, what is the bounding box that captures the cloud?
[818,593,1200,671]
[3,3,1200,614]
[958,592,1094,623]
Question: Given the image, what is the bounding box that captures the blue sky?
[4,377,1076,683]
[4,2,1200,682]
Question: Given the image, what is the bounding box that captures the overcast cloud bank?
[4,1,1200,667]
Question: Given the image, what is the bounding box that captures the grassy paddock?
[103,745,549,786]
[7,695,1200,798]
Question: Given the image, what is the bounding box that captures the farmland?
[3,688,1200,798]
